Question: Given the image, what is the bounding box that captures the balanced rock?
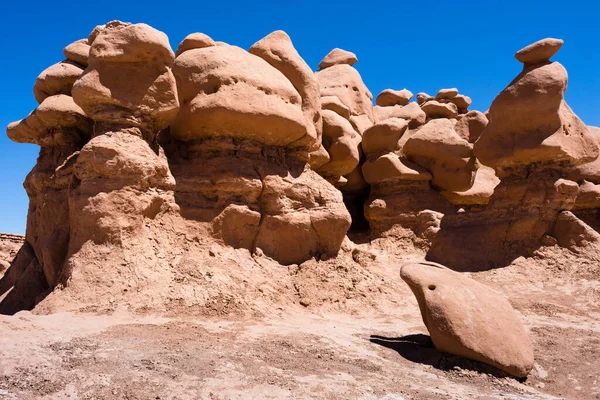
[401,261,534,378]
[474,59,597,172]
[318,48,358,70]
[447,94,472,113]
[515,38,564,66]
[175,32,215,56]
[416,92,434,105]
[421,100,458,119]
[376,89,413,107]
[435,88,458,100]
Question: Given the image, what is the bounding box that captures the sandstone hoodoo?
[428,37,599,270]
[3,27,599,387]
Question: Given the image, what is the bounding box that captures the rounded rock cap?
[318,48,358,70]
[515,38,564,65]
[175,32,216,57]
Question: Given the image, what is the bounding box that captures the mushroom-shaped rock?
[249,30,321,149]
[374,102,426,128]
[362,118,408,156]
[316,64,374,123]
[446,94,472,113]
[515,38,564,66]
[376,89,413,107]
[421,100,458,119]
[318,110,360,177]
[435,88,458,100]
[403,118,477,192]
[321,95,350,119]
[175,32,216,56]
[88,21,174,64]
[441,165,499,206]
[318,48,358,70]
[417,92,434,105]
[63,39,90,67]
[34,61,84,104]
[454,110,488,143]
[362,153,431,184]
[171,45,306,146]
[400,261,534,378]
[72,22,179,134]
[473,61,598,171]
[7,95,92,146]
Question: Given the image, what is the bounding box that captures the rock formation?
[400,261,534,378]
[428,38,598,269]
[4,27,600,330]
[2,22,352,313]
[0,234,24,276]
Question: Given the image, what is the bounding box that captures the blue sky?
[1,0,598,234]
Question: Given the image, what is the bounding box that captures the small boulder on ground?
[400,261,534,378]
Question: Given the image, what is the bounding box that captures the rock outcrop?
[401,261,534,378]
[0,234,25,276]
[428,38,599,270]
[2,22,353,313]
[4,28,600,320]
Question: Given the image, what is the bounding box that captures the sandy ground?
[1,248,598,400]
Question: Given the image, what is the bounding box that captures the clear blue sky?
[1,0,598,234]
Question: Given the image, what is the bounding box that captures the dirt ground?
[0,242,598,400]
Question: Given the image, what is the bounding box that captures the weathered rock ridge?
[3,26,600,319]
